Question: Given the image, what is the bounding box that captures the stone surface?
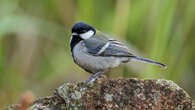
[5,76,195,110]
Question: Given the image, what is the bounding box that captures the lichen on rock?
[5,75,195,110]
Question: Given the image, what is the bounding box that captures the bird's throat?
[70,36,83,52]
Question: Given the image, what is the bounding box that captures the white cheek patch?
[80,30,94,39]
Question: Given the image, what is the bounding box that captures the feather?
[84,35,134,57]
[131,56,166,68]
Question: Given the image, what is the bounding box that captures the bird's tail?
[131,56,166,68]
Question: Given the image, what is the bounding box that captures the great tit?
[70,22,166,83]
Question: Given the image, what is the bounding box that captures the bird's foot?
[85,71,101,84]
[80,73,106,92]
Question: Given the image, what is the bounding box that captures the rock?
[5,76,195,110]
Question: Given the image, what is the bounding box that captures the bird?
[70,22,166,83]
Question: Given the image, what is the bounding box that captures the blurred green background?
[0,0,195,109]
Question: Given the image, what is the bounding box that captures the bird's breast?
[72,42,122,73]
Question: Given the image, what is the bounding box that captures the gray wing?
[84,32,135,57]
[83,37,106,54]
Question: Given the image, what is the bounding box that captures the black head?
[70,22,96,52]
[72,22,96,35]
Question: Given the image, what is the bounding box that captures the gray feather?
[131,56,166,68]
[84,33,134,57]
[84,37,106,54]
[99,42,134,57]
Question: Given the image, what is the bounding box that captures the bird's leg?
[80,71,103,91]
[85,71,102,83]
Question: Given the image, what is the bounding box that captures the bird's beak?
[72,33,78,36]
